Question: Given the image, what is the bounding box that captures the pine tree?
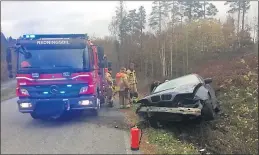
[149,0,170,77]
[128,9,139,35]
[241,1,250,31]
[137,6,146,50]
[203,1,218,18]
[149,1,169,33]
[179,1,203,22]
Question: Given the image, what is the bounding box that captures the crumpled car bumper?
[137,106,202,116]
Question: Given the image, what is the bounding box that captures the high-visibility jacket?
[126,69,137,85]
[105,72,113,88]
[115,72,129,91]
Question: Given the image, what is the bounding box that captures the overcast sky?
[1,1,258,38]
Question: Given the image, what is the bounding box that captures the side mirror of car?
[204,78,212,84]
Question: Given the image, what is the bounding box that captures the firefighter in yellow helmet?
[126,62,138,104]
[116,67,130,108]
[105,67,114,107]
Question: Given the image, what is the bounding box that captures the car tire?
[148,117,161,129]
[201,100,216,121]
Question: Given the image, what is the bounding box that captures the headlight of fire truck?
[79,86,88,94]
[19,88,29,96]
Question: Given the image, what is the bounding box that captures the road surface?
[1,80,16,90]
[1,81,140,154]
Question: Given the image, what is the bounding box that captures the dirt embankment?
[123,50,258,154]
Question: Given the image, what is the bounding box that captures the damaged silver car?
[136,74,220,128]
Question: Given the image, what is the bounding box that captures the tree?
[108,1,131,66]
[241,1,250,31]
[204,2,218,18]
[127,9,139,35]
[149,1,170,77]
[225,1,241,34]
[179,1,203,22]
[137,6,146,50]
[149,1,170,33]
[222,15,236,49]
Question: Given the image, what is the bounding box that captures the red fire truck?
[5,34,107,120]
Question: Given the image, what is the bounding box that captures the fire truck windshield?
[18,48,90,73]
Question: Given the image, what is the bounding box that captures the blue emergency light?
[17,34,88,50]
[22,34,88,40]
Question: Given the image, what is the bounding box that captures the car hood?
[138,83,201,102]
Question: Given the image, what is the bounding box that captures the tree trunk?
[203,0,206,19]
[175,32,178,77]
[119,1,124,66]
[241,1,246,32]
[171,1,175,77]
[237,0,241,48]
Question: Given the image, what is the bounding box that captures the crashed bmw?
[136,74,220,127]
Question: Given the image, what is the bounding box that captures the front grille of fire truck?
[21,83,86,98]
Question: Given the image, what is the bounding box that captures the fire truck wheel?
[30,112,40,119]
[90,109,98,116]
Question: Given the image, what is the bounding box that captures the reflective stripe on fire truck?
[16,74,90,81]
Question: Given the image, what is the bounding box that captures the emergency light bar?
[17,38,86,50]
[22,34,88,40]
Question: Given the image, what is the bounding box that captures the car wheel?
[148,117,162,129]
[201,100,216,121]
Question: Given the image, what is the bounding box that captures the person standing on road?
[126,62,138,104]
[105,68,114,107]
[116,67,130,108]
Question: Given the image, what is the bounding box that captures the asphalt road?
[1,80,16,90]
[1,92,140,154]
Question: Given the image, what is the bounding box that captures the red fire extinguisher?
[130,126,143,151]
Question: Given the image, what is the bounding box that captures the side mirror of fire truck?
[98,62,105,68]
[24,52,32,59]
[97,46,104,61]
[107,62,112,68]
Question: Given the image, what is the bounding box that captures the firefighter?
[116,67,130,108]
[126,62,138,104]
[105,67,113,107]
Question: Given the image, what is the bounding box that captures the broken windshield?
[153,74,200,93]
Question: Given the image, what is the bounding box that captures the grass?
[123,103,199,154]
[1,87,16,101]
[147,128,198,154]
